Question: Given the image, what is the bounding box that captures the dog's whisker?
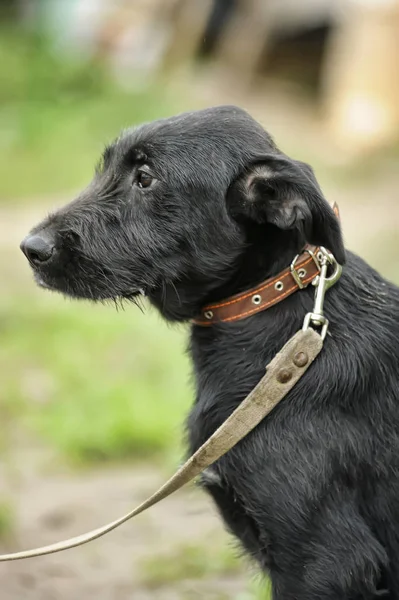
[170,281,182,307]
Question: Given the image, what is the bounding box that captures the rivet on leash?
[277,368,293,384]
[293,352,309,367]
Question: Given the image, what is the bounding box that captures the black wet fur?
[22,106,399,599]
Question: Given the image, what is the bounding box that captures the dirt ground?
[0,454,249,599]
[0,87,398,599]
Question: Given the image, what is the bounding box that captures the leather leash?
[0,247,342,562]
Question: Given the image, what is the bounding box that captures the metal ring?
[274,281,284,291]
[204,310,214,319]
[252,294,262,305]
[298,268,307,279]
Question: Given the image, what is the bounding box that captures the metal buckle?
[290,248,321,289]
[302,247,342,340]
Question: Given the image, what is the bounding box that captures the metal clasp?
[302,247,342,340]
[290,248,320,289]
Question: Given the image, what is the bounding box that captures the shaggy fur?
[21,106,399,599]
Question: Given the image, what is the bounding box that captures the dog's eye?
[136,170,153,189]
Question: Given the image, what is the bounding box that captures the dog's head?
[21,106,344,320]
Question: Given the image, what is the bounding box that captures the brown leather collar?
[193,245,323,326]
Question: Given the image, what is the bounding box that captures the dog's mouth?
[33,272,58,292]
[33,269,147,301]
[36,277,56,291]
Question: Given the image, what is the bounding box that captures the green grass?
[140,541,271,599]
[0,499,14,540]
[140,542,240,588]
[239,580,273,600]
[0,290,191,464]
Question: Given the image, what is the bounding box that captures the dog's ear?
[228,154,345,264]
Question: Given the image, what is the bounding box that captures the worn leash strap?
[0,328,322,562]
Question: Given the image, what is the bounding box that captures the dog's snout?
[20,234,55,265]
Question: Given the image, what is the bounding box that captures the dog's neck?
[149,224,304,322]
[203,224,302,304]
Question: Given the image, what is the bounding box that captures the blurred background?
[0,0,398,598]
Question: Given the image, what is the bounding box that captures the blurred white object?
[37,0,111,56]
[36,0,176,87]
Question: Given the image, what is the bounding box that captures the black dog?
[21,106,399,599]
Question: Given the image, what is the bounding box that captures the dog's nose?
[20,234,55,264]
